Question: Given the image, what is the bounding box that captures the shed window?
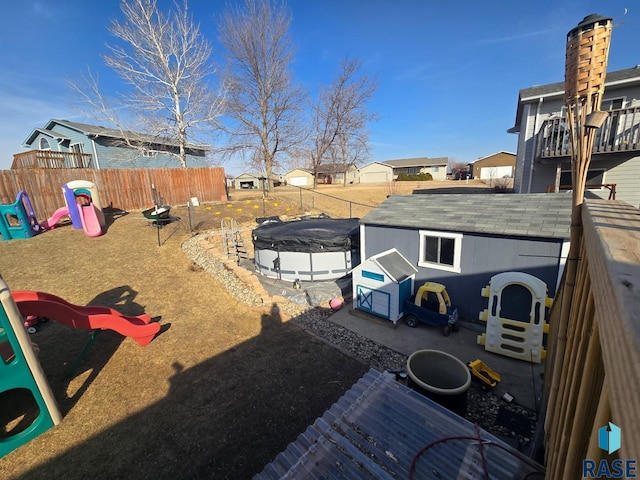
[39,138,50,150]
[418,230,462,273]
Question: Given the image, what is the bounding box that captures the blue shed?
[360,194,572,320]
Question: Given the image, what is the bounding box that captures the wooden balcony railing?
[546,183,616,200]
[543,200,640,478]
[11,150,93,169]
[537,106,640,159]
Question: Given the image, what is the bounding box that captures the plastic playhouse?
[0,191,42,240]
[0,180,106,241]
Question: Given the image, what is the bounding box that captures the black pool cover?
[252,218,360,253]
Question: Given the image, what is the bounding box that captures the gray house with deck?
[508,65,640,207]
[359,194,571,320]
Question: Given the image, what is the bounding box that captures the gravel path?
[182,231,540,452]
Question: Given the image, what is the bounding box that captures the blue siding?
[25,122,207,169]
[93,138,207,169]
[363,224,563,320]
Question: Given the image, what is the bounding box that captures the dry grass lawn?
[0,180,491,479]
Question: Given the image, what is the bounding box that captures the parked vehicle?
[403,282,459,336]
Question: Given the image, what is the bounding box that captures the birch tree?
[218,0,305,189]
[72,0,224,168]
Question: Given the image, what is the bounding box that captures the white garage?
[358,162,393,184]
[289,176,308,186]
[480,165,513,179]
[284,168,314,187]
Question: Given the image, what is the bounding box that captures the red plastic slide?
[40,206,70,230]
[11,291,160,347]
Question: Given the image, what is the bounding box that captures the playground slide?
[79,204,103,237]
[40,206,70,230]
[11,291,159,347]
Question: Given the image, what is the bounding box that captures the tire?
[405,315,418,328]
[443,325,451,337]
[451,322,460,333]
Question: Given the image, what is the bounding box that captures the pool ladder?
[221,219,248,264]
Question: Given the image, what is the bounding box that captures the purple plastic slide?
[79,204,103,237]
[40,206,70,230]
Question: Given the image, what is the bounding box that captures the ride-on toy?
[23,315,48,334]
[403,282,459,336]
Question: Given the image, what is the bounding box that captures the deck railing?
[543,199,640,478]
[12,150,94,169]
[537,106,640,159]
[545,183,616,200]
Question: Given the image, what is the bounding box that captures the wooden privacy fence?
[543,199,640,478]
[0,167,226,220]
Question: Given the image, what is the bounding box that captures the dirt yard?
[0,180,492,479]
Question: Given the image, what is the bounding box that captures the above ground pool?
[252,218,360,282]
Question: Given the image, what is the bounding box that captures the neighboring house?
[508,65,640,207]
[359,193,571,320]
[384,157,449,181]
[359,157,449,183]
[470,151,516,180]
[234,172,263,190]
[233,173,282,190]
[283,168,314,187]
[14,119,209,169]
[358,162,393,183]
[316,163,358,184]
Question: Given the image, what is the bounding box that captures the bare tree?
[71,0,224,168]
[306,58,377,188]
[331,130,370,186]
[218,0,305,190]
[448,160,469,179]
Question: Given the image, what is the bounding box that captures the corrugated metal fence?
[0,167,226,219]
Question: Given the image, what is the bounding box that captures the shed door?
[398,279,412,314]
[289,176,308,186]
[356,285,390,319]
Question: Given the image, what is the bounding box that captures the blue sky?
[0,0,638,175]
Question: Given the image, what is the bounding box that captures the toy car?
[403,282,459,336]
[23,315,48,334]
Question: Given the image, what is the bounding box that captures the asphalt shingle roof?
[49,119,208,152]
[519,66,640,100]
[373,249,417,282]
[383,157,448,167]
[361,193,572,239]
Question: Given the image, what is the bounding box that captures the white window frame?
[39,137,51,150]
[418,230,462,273]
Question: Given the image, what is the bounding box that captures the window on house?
[418,230,462,273]
[39,138,50,150]
[432,166,439,173]
[560,169,605,189]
